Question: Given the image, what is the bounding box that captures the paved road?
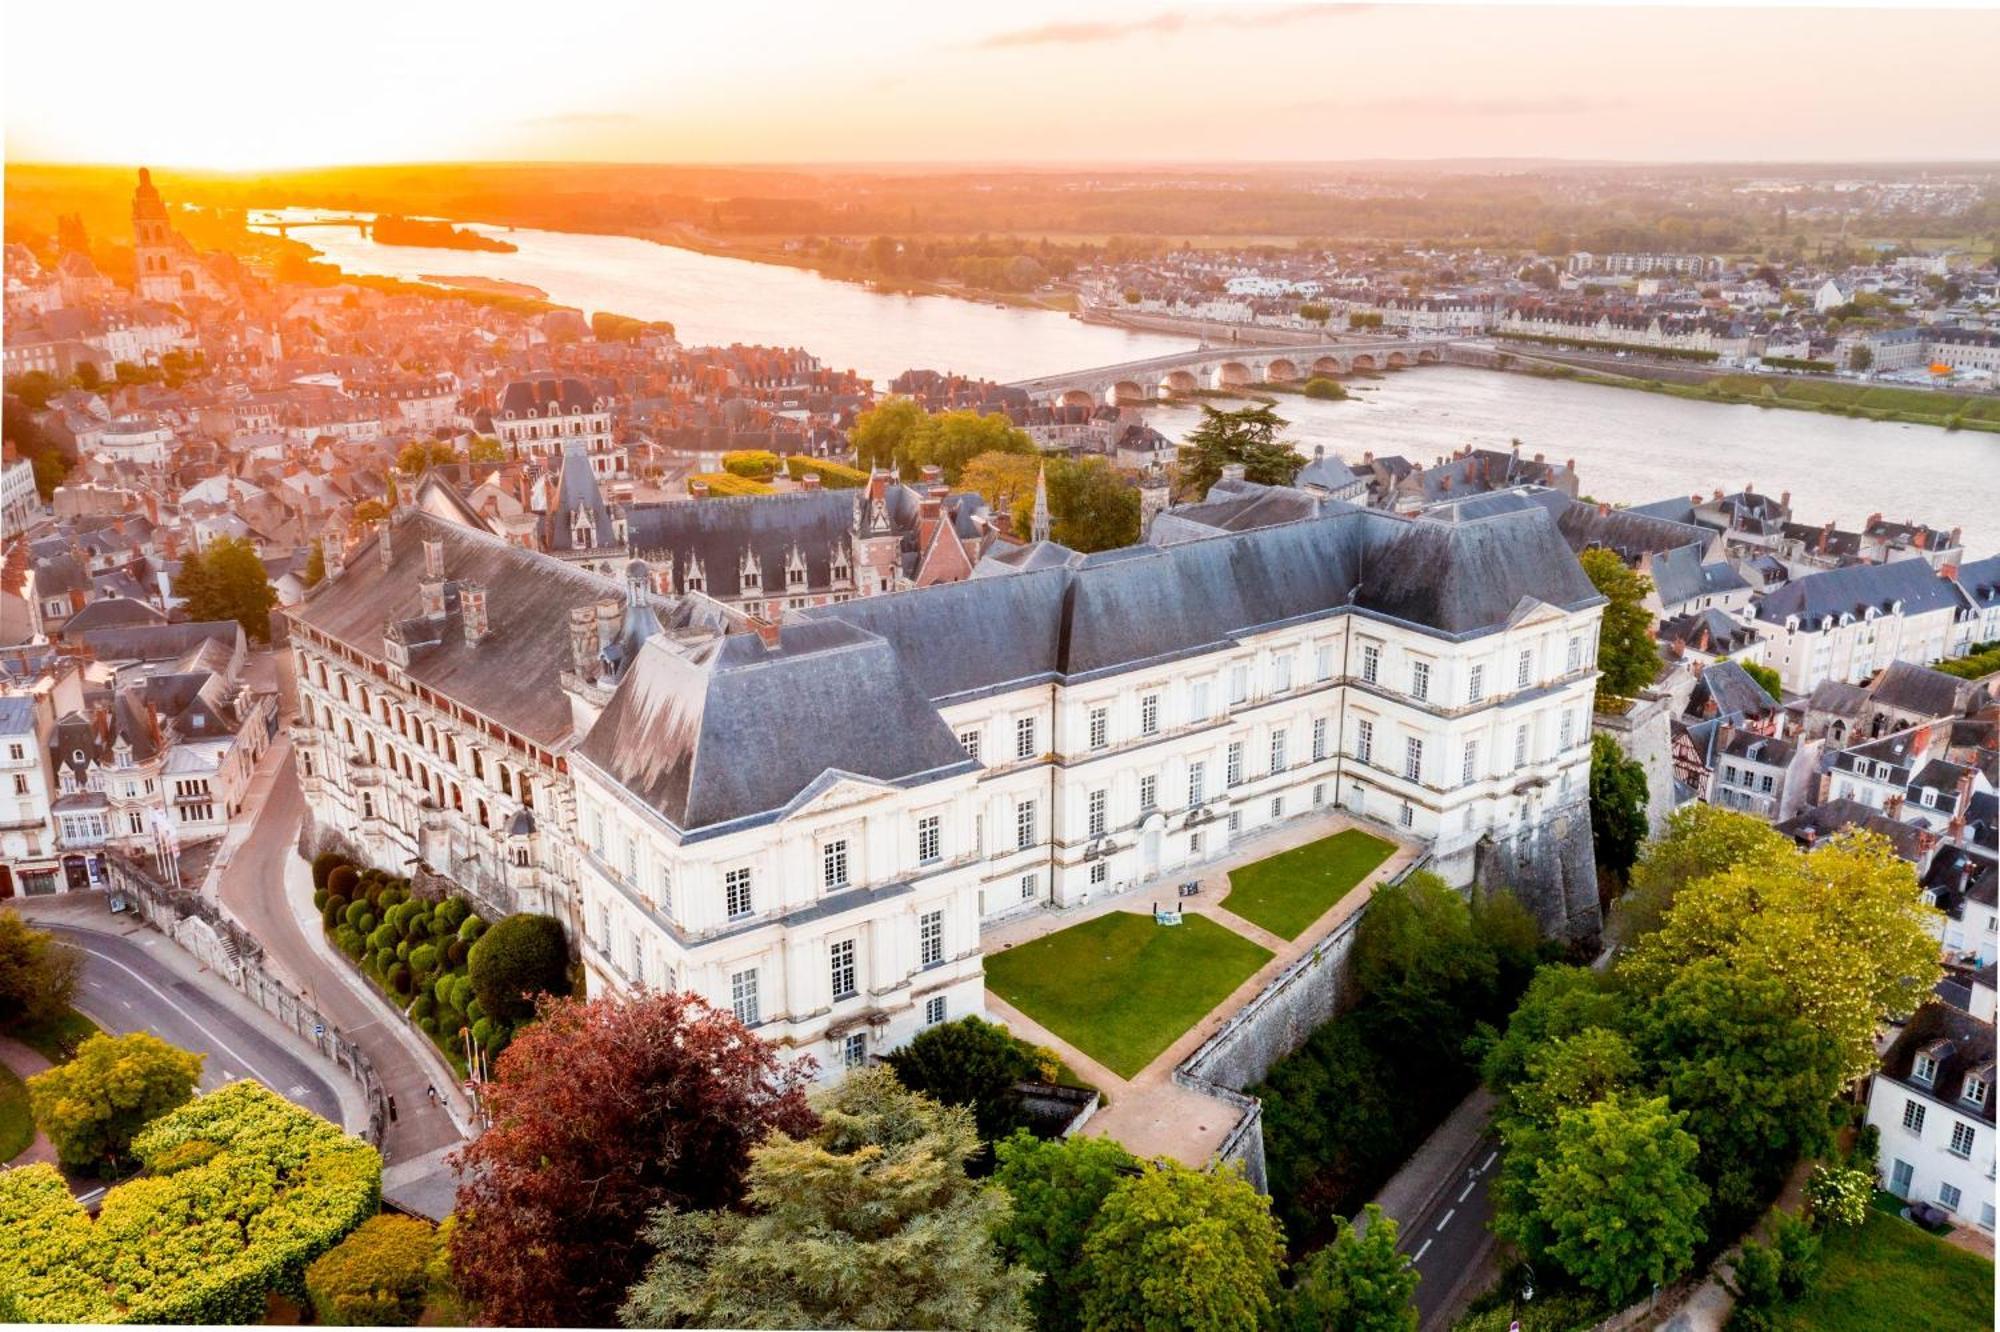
[41,920,344,1125]
[1403,1132,1502,1329]
[215,737,465,1170]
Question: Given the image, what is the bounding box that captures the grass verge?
[1770,1207,1992,1330]
[1221,829,1396,940]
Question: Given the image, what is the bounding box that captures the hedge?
[687,471,773,497]
[1760,355,1837,374]
[722,449,780,479]
[1936,642,2000,681]
[0,1081,381,1324]
[784,455,870,489]
[303,1214,441,1326]
[310,855,504,1071]
[468,913,570,1024]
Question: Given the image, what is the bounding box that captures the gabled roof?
[1869,659,1972,721]
[1755,558,1964,625]
[1878,1001,1994,1126]
[1691,659,1780,718]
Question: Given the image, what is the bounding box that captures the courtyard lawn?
[985,911,1272,1079]
[1221,828,1396,940]
[1770,1208,1993,1332]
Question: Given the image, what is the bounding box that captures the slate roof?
[1658,607,1758,657]
[626,490,858,599]
[545,441,618,553]
[1691,659,1781,717]
[496,375,600,418]
[1650,543,1748,608]
[1806,678,1870,718]
[1778,798,1929,862]
[1557,504,1712,563]
[1952,555,2000,613]
[1755,558,1964,625]
[57,597,166,636]
[291,510,642,749]
[0,696,35,736]
[574,623,974,835]
[1870,660,1971,720]
[74,621,242,664]
[1878,1001,1995,1128]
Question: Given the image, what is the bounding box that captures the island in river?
[373,214,519,253]
[417,274,549,300]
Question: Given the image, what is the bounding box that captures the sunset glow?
[8,0,2000,168]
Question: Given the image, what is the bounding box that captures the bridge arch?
[1386,351,1410,369]
[1161,369,1201,396]
[1310,354,1345,377]
[1417,347,1441,365]
[1213,361,1254,389]
[1111,379,1147,405]
[1350,353,1377,371]
[1059,388,1098,410]
[1264,358,1300,384]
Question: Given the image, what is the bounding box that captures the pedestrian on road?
[426,1083,438,1106]
[388,1095,398,1123]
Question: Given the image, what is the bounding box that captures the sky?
[6,1,1999,169]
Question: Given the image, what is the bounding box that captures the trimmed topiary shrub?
[467,913,570,1024]
[387,963,412,997]
[444,938,469,968]
[368,947,395,977]
[409,944,438,976]
[312,851,348,894]
[457,916,484,944]
[342,899,370,929]
[303,1213,441,1326]
[322,897,349,930]
[470,1017,495,1049]
[326,865,359,901]
[313,889,329,912]
[0,1082,381,1323]
[335,926,365,960]
[367,924,396,953]
[436,898,470,931]
[446,975,475,1013]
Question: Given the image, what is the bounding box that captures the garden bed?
[1220,828,1394,940]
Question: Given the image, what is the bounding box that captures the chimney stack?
[1780,490,1791,511]
[920,464,943,486]
[423,535,444,580]
[326,538,346,581]
[461,582,488,645]
[690,479,710,499]
[568,605,596,675]
[752,615,782,650]
[379,519,394,570]
[595,595,621,652]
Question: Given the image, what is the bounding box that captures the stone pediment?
[1504,596,1567,630]
[783,770,899,820]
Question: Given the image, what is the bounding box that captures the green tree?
[959,450,1042,518]
[1283,1203,1419,1331]
[0,913,80,1032]
[467,434,507,464]
[1301,376,1347,400]
[1612,804,1792,948]
[27,1031,203,1171]
[621,1067,1032,1331]
[1634,958,1844,1223]
[1589,733,1650,878]
[849,396,929,472]
[909,410,1035,483]
[1046,456,1139,552]
[1475,964,1625,1100]
[173,535,277,642]
[303,540,327,589]
[1622,830,1941,1079]
[992,1131,1137,1332]
[884,1015,1039,1145]
[1175,403,1307,499]
[1511,1093,1707,1305]
[396,439,460,476]
[1736,659,1782,700]
[466,912,570,1025]
[1077,1160,1284,1332]
[1578,548,1660,702]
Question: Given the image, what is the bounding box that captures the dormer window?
[1965,1075,1990,1108]
[740,552,761,591]
[786,549,807,589]
[1913,1051,1940,1085]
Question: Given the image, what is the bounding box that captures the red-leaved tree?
[448,991,817,1326]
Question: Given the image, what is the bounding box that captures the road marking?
[57,933,287,1091]
[1480,1150,1497,1172]
[1412,1238,1433,1263]
[1437,1208,1456,1231]
[1458,1179,1476,1202]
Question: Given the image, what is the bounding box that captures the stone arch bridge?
[1009,338,1456,406]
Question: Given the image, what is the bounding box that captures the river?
[254,210,1999,555]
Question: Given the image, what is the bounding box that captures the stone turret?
[1031,464,1051,544]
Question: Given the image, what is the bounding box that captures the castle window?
[1356,719,1374,764]
[1088,707,1108,751]
[725,867,753,920]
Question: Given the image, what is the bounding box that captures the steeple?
[1031,463,1051,544]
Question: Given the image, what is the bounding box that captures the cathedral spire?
[1031,463,1051,544]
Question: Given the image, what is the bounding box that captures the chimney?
[423,535,444,580]
[1599,501,1611,516]
[326,538,346,581]
[461,582,488,645]
[1940,562,1960,582]
[1779,490,1790,511]
[690,479,709,499]
[1534,451,1545,465]
[920,464,943,486]
[568,604,596,675]
[800,472,822,492]
[1949,526,1961,548]
[379,519,394,570]
[595,595,621,651]
[1363,451,1374,466]
[1220,463,1246,484]
[1866,511,1882,530]
[1712,488,1724,502]
[752,614,781,650]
